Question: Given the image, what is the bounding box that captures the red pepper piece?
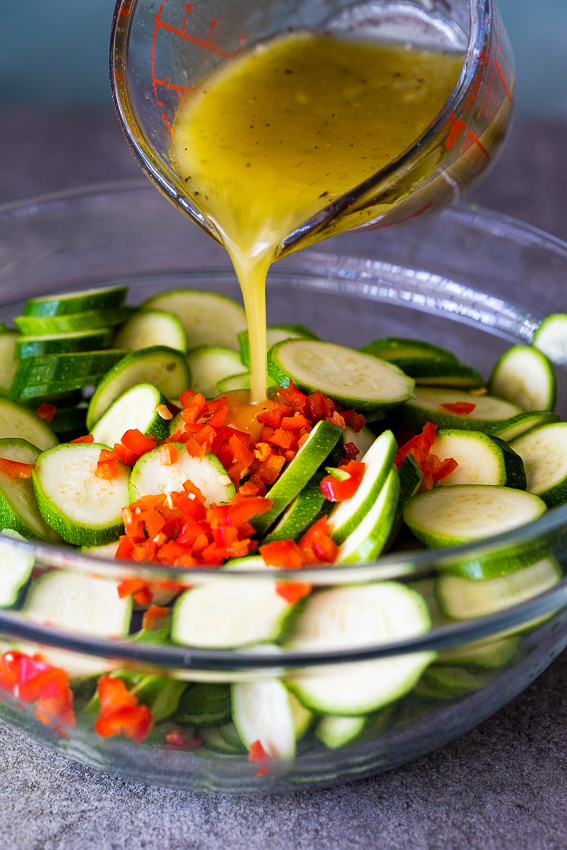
[121,429,157,455]
[260,540,306,569]
[95,448,119,480]
[35,403,57,424]
[160,444,178,466]
[273,381,308,415]
[248,739,271,763]
[70,434,94,444]
[319,460,366,502]
[275,582,312,604]
[440,401,476,415]
[395,422,437,468]
[0,458,36,479]
[342,409,366,432]
[142,605,169,630]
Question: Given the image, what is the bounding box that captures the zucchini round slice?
[0,397,57,451]
[22,285,127,318]
[0,331,20,395]
[401,387,521,432]
[175,684,231,728]
[91,383,171,448]
[252,420,342,535]
[32,443,130,545]
[315,714,366,749]
[14,307,133,336]
[142,289,246,351]
[328,430,397,544]
[86,346,190,430]
[435,557,562,621]
[262,469,326,544]
[430,430,526,489]
[268,339,414,412]
[0,438,61,542]
[403,485,547,549]
[232,678,296,760]
[9,350,127,401]
[186,345,245,399]
[22,570,132,637]
[488,410,560,442]
[171,573,292,648]
[217,372,251,393]
[285,582,433,715]
[113,309,187,353]
[510,422,567,506]
[0,530,35,608]
[129,443,235,506]
[336,468,399,564]
[15,328,114,359]
[489,345,557,412]
[343,424,375,459]
[360,337,458,363]
[532,313,567,364]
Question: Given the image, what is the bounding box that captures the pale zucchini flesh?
[489,345,556,412]
[0,397,58,451]
[404,485,547,549]
[0,438,61,542]
[91,383,171,448]
[129,443,235,506]
[232,678,296,760]
[113,309,187,353]
[268,339,415,412]
[430,430,526,489]
[401,387,521,432]
[186,345,245,399]
[142,289,246,351]
[510,423,567,506]
[285,583,433,715]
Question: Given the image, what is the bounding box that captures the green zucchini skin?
[16,328,114,359]
[22,286,128,318]
[9,350,128,401]
[14,307,134,336]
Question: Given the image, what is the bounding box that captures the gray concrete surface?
[0,109,566,849]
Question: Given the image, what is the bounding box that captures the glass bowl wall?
[0,182,566,793]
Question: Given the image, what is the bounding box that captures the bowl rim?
[0,181,567,668]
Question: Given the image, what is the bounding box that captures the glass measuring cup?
[110,0,514,256]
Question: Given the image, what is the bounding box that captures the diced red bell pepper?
[260,540,305,568]
[319,460,365,502]
[160,444,178,466]
[35,403,57,424]
[0,458,36,479]
[440,401,476,415]
[70,434,94,444]
[95,704,153,745]
[275,582,312,604]
[342,409,366,432]
[299,517,338,564]
[395,422,437,468]
[248,739,271,763]
[121,429,157,455]
[142,605,169,630]
[95,449,119,480]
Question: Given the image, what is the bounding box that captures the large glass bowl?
[0,181,566,794]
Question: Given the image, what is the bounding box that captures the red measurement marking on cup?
[152,3,247,114]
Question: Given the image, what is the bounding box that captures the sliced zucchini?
[360,337,458,363]
[0,438,61,542]
[422,665,496,696]
[488,410,560,442]
[232,677,296,760]
[0,331,20,395]
[32,442,130,545]
[252,420,342,535]
[404,485,547,549]
[532,313,567,363]
[436,635,520,672]
[15,328,114,359]
[186,345,245,399]
[142,289,246,351]
[199,726,243,755]
[489,345,557,412]
[81,540,119,560]
[262,469,326,543]
[175,684,231,728]
[268,339,414,412]
[91,383,171,448]
[22,570,132,636]
[218,720,247,752]
[285,582,433,715]
[0,530,35,608]
[328,430,397,544]
[435,557,562,620]
[392,454,424,527]
[129,443,234,506]
[9,350,127,401]
[0,397,57,451]
[217,372,251,393]
[510,423,567,506]
[430,430,526,489]
[22,285,127,318]
[171,567,293,648]
[401,387,522,432]
[315,714,366,749]
[130,676,187,723]
[336,468,399,564]
[86,346,190,430]
[238,324,319,369]
[113,309,187,353]
[14,307,133,336]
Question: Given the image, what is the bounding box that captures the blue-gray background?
[0,0,565,118]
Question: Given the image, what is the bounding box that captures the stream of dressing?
[170,32,463,403]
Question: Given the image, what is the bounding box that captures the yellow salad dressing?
[171,32,463,402]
